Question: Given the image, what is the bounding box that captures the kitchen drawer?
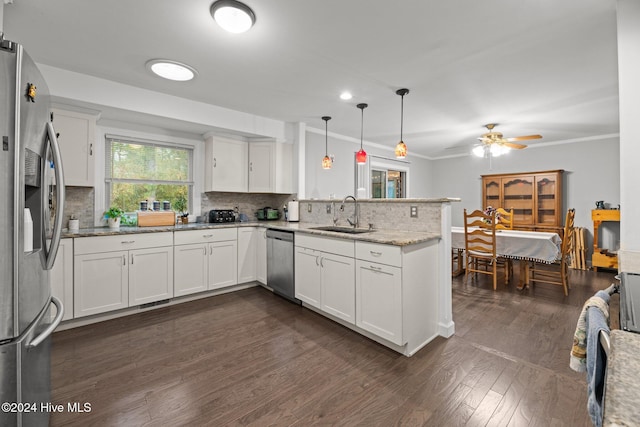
[74,232,173,255]
[296,234,354,258]
[356,241,402,267]
[174,227,238,245]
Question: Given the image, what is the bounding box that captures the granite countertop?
[62,221,440,246]
[603,329,640,425]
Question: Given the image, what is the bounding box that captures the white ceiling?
[4,0,619,158]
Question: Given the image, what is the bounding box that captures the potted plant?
[173,197,189,224]
[105,206,124,229]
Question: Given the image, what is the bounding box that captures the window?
[355,154,409,199]
[371,169,405,199]
[105,135,193,212]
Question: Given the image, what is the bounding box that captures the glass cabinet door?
[536,174,558,225]
[502,176,534,225]
[483,178,501,209]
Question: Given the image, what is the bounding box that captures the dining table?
[451,226,563,288]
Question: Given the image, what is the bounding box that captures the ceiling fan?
[473,123,542,158]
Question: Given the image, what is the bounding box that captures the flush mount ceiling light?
[210,0,256,34]
[146,59,197,81]
[340,92,353,100]
[394,88,409,159]
[321,116,332,170]
[356,103,368,165]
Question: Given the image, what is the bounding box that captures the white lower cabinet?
[174,228,238,296]
[320,253,355,324]
[355,260,403,345]
[295,235,355,324]
[294,247,322,308]
[129,246,174,306]
[51,238,74,321]
[73,233,173,318]
[209,240,238,289]
[174,244,208,297]
[256,228,267,285]
[238,227,257,284]
[74,250,129,317]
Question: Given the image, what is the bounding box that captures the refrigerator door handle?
[43,121,65,270]
[27,296,64,349]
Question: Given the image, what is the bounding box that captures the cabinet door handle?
[121,240,135,244]
[320,257,324,268]
[315,256,319,266]
[213,157,216,167]
[203,247,206,255]
[210,246,213,255]
[89,143,93,156]
[131,254,134,264]
[202,234,213,238]
[249,162,253,172]
[370,251,382,257]
[122,255,126,265]
[369,265,383,271]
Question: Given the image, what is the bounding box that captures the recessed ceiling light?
[210,0,256,34]
[146,59,197,81]
[340,92,353,100]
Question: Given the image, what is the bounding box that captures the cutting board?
[138,211,176,227]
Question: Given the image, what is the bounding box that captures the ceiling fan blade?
[502,142,528,149]
[504,134,542,142]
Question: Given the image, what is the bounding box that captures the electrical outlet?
[307,203,312,213]
[410,206,418,218]
[326,204,332,214]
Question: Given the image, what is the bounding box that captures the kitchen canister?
[163,200,171,210]
[287,200,299,222]
[153,200,160,211]
[68,218,79,233]
[140,200,148,211]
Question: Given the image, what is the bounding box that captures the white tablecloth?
[451,226,562,263]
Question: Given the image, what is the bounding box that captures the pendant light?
[356,103,368,164]
[321,116,332,170]
[395,88,409,159]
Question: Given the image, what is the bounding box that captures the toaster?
[209,209,236,223]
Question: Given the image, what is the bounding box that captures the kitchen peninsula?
[55,198,456,357]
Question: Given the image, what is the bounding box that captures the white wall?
[617,0,640,272]
[430,136,620,250]
[304,130,433,199]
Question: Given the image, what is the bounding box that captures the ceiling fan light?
[356,148,367,164]
[490,144,510,157]
[211,0,256,34]
[472,145,486,157]
[395,140,407,159]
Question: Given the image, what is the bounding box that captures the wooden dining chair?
[494,207,515,277]
[528,208,576,296]
[495,208,514,230]
[463,209,509,290]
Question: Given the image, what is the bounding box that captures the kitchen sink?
[310,226,374,234]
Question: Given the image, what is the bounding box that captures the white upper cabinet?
[204,135,248,192]
[51,108,97,186]
[248,142,293,194]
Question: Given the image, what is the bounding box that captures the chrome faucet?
[340,195,359,228]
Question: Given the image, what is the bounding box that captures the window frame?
[104,134,195,213]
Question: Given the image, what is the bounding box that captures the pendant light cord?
[360,107,364,149]
[400,93,404,142]
[325,119,329,155]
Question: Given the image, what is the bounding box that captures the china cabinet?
[482,170,563,234]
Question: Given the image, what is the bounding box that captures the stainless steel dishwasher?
[266,229,300,304]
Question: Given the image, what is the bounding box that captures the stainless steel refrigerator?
[1,35,66,427]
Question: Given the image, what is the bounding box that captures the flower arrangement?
[483,206,501,224]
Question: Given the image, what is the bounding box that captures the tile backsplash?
[63,186,95,228]
[201,192,296,221]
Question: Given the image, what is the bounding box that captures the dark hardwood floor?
[50,267,618,426]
